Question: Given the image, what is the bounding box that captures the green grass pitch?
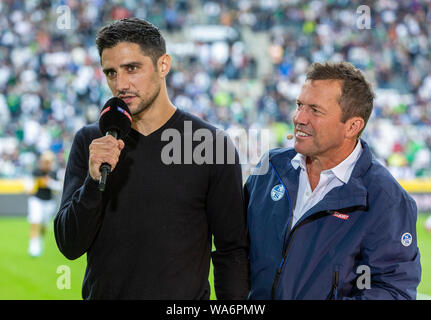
[0,214,430,300]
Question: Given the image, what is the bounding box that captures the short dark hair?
[306,61,374,137]
[96,18,166,66]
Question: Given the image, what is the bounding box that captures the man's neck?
[132,99,176,136]
[305,140,358,190]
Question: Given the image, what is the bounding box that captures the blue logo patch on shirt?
[271,184,285,201]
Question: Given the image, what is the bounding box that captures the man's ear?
[157,54,171,78]
[345,116,365,139]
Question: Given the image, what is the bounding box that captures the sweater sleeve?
[207,132,250,300]
[53,127,104,260]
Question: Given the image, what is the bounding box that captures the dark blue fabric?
[245,140,421,300]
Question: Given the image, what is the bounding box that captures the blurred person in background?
[2,1,431,182]
[27,150,61,257]
[425,214,431,233]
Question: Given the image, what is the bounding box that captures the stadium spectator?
[26,150,61,257]
[426,214,431,233]
[1,0,431,181]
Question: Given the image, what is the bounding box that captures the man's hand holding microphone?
[91,97,132,191]
[88,135,125,181]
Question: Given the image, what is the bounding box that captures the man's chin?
[130,102,151,117]
[293,141,314,156]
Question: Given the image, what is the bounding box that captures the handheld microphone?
[98,97,132,192]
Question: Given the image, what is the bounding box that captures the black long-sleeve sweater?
[54,109,249,300]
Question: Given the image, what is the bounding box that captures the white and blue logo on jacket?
[271,184,285,201]
[401,233,412,247]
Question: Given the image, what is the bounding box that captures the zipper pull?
[332,271,339,300]
[271,257,285,299]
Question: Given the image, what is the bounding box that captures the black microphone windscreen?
[99,97,132,139]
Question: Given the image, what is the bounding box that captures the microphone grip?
[98,163,111,192]
[98,130,118,192]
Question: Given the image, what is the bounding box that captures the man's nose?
[115,72,130,93]
[293,107,308,125]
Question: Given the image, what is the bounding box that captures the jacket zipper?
[331,270,339,300]
[268,160,339,299]
[267,160,365,299]
[270,226,299,299]
[270,210,333,299]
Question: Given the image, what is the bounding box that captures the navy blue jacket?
[245,140,421,299]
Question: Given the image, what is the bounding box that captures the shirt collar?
[291,152,306,170]
[290,140,363,183]
[330,140,363,183]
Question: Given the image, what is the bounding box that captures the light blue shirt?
[290,140,363,227]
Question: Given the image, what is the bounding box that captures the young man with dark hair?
[54,18,249,300]
[246,61,421,299]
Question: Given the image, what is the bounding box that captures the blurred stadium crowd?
[1,0,431,180]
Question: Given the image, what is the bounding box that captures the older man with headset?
[245,61,421,300]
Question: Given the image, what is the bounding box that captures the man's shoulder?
[268,147,297,162]
[176,109,219,133]
[246,147,296,183]
[364,155,414,204]
[32,168,43,177]
[74,122,102,141]
[70,122,102,153]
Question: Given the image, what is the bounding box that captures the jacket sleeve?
[345,193,421,300]
[207,133,250,300]
[53,127,104,260]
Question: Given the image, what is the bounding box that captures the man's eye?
[128,65,137,72]
[106,71,116,78]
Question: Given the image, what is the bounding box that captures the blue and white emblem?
[271,184,285,201]
[401,233,412,247]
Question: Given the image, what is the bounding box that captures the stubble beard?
[132,83,162,117]
[294,138,321,158]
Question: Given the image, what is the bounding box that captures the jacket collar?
[269,139,372,225]
[269,148,301,211]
